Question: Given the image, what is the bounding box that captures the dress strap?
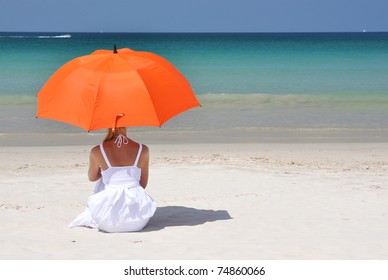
[134,144,143,167]
[99,143,112,168]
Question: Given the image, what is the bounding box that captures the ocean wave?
[0,95,36,105]
[0,34,71,39]
[1,92,388,111]
[197,93,388,109]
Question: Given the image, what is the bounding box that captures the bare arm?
[88,147,102,182]
[138,145,149,188]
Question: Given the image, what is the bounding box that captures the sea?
[1,32,388,144]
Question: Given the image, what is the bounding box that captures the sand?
[0,141,387,259]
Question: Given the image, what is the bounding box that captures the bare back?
[97,139,141,170]
[88,136,150,188]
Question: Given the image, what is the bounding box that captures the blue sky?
[1,0,387,32]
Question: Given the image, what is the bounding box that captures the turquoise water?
[0,32,388,135]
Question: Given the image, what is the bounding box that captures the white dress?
[69,143,157,232]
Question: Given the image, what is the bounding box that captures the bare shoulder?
[90,145,101,157]
[140,144,149,156]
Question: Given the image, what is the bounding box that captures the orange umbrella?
[37,45,200,131]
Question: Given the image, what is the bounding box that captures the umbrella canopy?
[37,46,200,131]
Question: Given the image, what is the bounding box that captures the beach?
[1,32,388,261]
[1,140,387,259]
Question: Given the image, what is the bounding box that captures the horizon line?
[1,30,388,34]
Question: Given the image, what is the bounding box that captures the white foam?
[0,34,71,39]
[38,34,71,39]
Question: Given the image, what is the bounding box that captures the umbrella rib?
[87,56,114,131]
[135,75,163,126]
[135,58,192,126]
[116,54,162,126]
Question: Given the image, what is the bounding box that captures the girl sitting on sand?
[69,127,157,232]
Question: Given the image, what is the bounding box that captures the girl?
[69,127,156,232]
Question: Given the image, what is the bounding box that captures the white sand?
[0,142,387,259]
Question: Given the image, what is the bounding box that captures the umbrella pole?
[112,113,125,132]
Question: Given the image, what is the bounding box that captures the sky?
[0,0,387,33]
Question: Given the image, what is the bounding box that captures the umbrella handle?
[112,113,125,132]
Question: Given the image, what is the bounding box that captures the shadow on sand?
[143,206,232,232]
